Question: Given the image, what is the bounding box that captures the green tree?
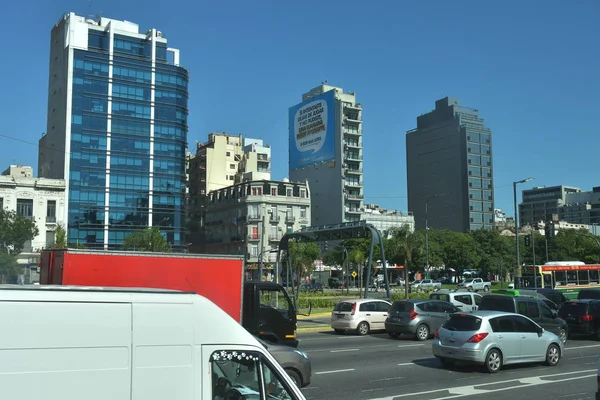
[322,246,344,267]
[287,241,321,291]
[386,225,423,298]
[122,227,171,252]
[0,209,38,254]
[51,223,68,248]
[438,230,480,279]
[471,229,513,277]
[0,253,20,283]
[549,229,600,264]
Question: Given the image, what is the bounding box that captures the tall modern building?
[38,13,189,249]
[289,84,364,225]
[406,97,494,232]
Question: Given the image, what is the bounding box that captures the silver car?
[432,311,564,373]
[385,299,459,341]
[256,337,311,388]
[331,299,392,335]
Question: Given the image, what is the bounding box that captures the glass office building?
[39,13,188,249]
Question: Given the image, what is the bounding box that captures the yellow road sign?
[351,271,357,278]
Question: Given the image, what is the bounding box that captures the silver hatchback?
[331,299,392,335]
[432,311,564,373]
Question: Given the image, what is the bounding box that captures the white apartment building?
[0,165,66,273]
[289,84,364,226]
[360,204,415,237]
[204,179,311,280]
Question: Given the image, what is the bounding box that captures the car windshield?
[443,315,482,331]
[390,301,414,313]
[478,296,514,312]
[559,302,588,316]
[334,302,354,312]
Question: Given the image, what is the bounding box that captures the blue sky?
[1,0,598,218]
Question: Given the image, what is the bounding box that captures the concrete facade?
[360,204,415,237]
[289,84,364,226]
[406,97,494,232]
[203,179,311,279]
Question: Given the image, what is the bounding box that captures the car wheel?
[285,369,302,387]
[415,324,429,341]
[483,286,490,292]
[388,332,399,339]
[357,321,370,336]
[334,329,345,334]
[558,328,568,344]
[484,349,502,373]
[546,343,561,366]
[468,287,473,292]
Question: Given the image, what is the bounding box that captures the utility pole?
[513,177,534,289]
[532,232,537,288]
[258,213,265,281]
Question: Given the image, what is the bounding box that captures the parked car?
[300,282,323,293]
[430,291,483,312]
[385,299,459,341]
[256,337,311,388]
[413,279,442,292]
[432,311,564,373]
[330,299,392,335]
[557,299,600,340]
[457,278,491,292]
[478,292,568,343]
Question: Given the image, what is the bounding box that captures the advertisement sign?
[289,90,336,170]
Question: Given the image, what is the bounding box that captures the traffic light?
[545,222,556,239]
[524,235,531,247]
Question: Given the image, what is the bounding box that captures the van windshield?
[478,296,514,312]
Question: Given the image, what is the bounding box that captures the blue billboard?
[289,90,336,170]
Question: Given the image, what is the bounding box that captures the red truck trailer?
[39,249,299,347]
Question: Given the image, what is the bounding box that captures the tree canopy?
[122,227,171,252]
[0,209,38,283]
[284,241,321,289]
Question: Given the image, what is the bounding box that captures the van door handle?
[521,335,526,339]
[366,313,371,316]
[498,335,504,339]
[383,314,388,317]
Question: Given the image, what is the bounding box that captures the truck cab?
[243,281,298,347]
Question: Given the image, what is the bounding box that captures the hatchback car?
[432,311,564,373]
[330,299,391,335]
[557,299,600,339]
[385,299,459,341]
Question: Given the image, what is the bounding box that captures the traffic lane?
[298,330,419,352]
[302,343,600,400]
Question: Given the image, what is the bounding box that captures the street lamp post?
[513,177,534,289]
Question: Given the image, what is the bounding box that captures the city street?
[297,328,599,400]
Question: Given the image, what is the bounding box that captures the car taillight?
[351,303,357,315]
[409,310,418,320]
[466,333,489,343]
[434,329,439,338]
[582,315,593,321]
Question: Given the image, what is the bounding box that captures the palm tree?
[386,225,423,299]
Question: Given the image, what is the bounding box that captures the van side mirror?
[552,311,557,319]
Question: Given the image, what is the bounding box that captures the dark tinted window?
[334,302,354,312]
[376,302,391,312]
[455,295,472,305]
[540,304,554,319]
[517,301,528,315]
[438,302,458,313]
[430,293,450,302]
[479,295,515,312]
[359,302,377,312]
[513,315,538,333]
[489,316,515,332]
[390,301,414,313]
[578,290,600,300]
[443,315,482,331]
[527,302,540,318]
[417,302,436,312]
[558,302,588,316]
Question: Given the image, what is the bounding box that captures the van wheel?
[415,324,429,341]
[357,321,370,336]
[546,344,561,366]
[484,349,502,373]
[285,369,302,387]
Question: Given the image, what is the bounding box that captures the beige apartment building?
[204,179,311,280]
[187,133,272,249]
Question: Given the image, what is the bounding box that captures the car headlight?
[293,349,309,359]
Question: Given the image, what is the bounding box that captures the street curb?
[297,326,332,333]
[297,312,330,320]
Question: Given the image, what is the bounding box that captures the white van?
[0,285,306,400]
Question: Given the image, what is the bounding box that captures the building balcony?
[343,115,361,124]
[285,216,296,223]
[247,214,262,222]
[46,216,57,224]
[257,156,271,162]
[269,215,281,222]
[344,154,362,162]
[344,142,361,150]
[346,193,364,199]
[343,128,361,136]
[248,235,260,242]
[269,235,282,242]
[343,103,362,111]
[345,168,362,175]
[344,181,363,188]
[345,208,362,215]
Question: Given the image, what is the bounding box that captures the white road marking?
[330,348,360,353]
[397,344,425,348]
[315,368,355,375]
[366,369,596,400]
[566,344,600,350]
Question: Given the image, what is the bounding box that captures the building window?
[226,151,231,157]
[250,244,258,257]
[251,227,259,239]
[300,189,306,198]
[300,208,307,218]
[230,164,236,169]
[0,197,3,209]
[286,188,292,197]
[46,230,56,247]
[271,188,277,196]
[252,187,262,196]
[16,199,34,219]
[47,200,57,222]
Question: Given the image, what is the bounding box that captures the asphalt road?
[297,329,600,400]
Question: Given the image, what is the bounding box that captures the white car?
[429,291,483,312]
[331,299,392,335]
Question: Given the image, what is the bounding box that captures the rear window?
[430,293,450,302]
[578,290,600,300]
[443,315,482,331]
[390,301,414,313]
[558,302,588,316]
[478,296,515,312]
[334,302,354,312]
